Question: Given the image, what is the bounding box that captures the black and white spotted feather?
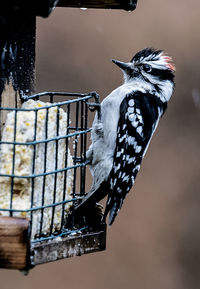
[76,48,175,225]
[104,91,166,225]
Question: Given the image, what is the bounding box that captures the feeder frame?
[0,91,106,270]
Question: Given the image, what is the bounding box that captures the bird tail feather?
[74,181,108,217]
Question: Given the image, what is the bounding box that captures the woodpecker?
[77,48,175,225]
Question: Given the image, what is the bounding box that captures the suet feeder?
[0,0,138,271]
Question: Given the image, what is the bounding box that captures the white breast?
[89,79,155,189]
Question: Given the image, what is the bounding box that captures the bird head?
[112,48,175,101]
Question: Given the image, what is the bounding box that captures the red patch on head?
[162,53,176,72]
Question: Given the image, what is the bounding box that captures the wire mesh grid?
[0,91,100,244]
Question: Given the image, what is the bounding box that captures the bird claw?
[87,102,101,112]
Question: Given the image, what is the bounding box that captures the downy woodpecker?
[78,48,175,225]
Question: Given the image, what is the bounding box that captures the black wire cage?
[0,91,106,269]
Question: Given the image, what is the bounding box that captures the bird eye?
[142,64,152,73]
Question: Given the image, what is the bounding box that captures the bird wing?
[104,91,164,225]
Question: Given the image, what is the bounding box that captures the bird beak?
[112,59,131,72]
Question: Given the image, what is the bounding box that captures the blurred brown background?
[1,0,200,288]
